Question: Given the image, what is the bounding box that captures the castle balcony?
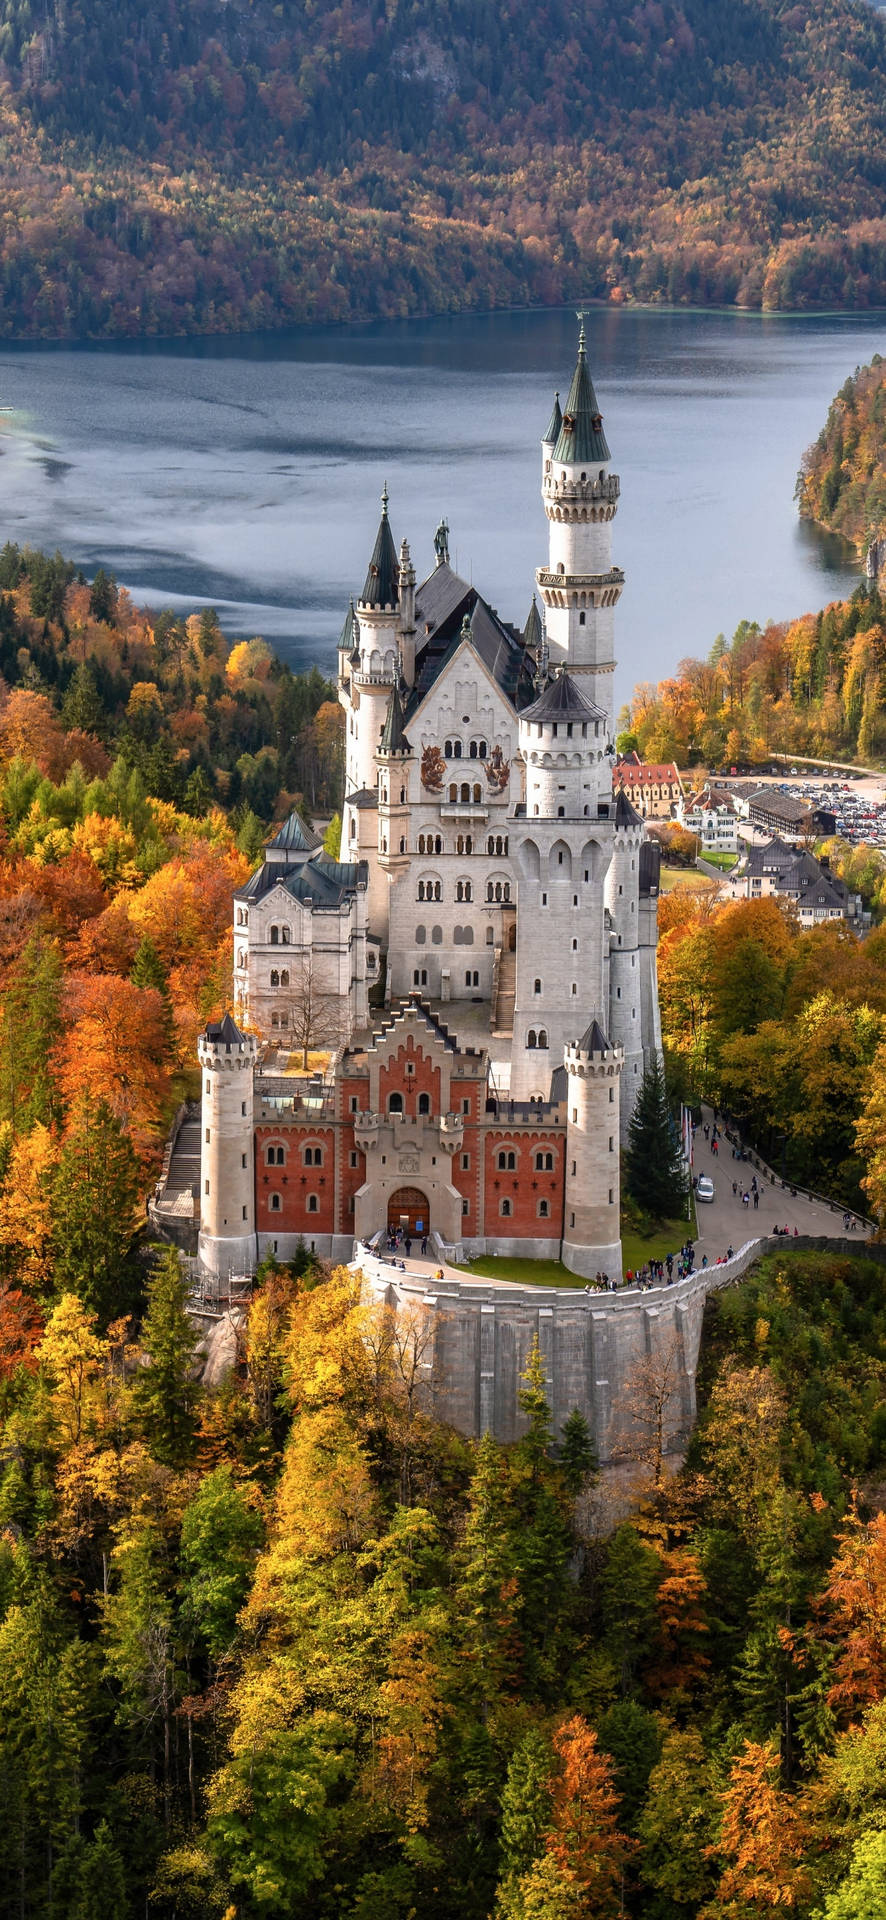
[351,667,396,689]
[535,567,625,592]
[544,471,620,505]
[439,802,489,822]
[439,1112,465,1153]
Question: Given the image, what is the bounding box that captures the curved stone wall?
[357,1234,882,1461]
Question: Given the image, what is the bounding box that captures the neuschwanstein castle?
[197,327,663,1281]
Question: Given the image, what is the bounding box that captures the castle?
[198,327,663,1283]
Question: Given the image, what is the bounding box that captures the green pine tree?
[517,1334,553,1479]
[132,1249,199,1465]
[0,933,63,1133]
[559,1408,597,1497]
[88,567,117,623]
[496,1725,553,1904]
[624,1056,688,1220]
[52,1095,141,1322]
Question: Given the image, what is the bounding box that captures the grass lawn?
[621,1207,697,1271]
[457,1255,586,1288]
[659,864,718,894]
[699,850,738,871]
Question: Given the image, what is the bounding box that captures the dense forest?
[618,579,886,767]
[657,884,886,1214]
[796,356,886,556]
[1,0,886,333]
[0,542,343,1180]
[3,1240,886,1917]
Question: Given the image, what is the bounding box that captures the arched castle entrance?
[387,1187,430,1237]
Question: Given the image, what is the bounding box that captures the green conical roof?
[524,597,542,652]
[553,326,610,465]
[544,391,562,444]
[338,597,356,651]
[361,487,399,609]
[379,682,410,754]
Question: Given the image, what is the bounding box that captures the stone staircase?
[493,946,516,1034]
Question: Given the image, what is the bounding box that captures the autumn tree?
[707,1737,810,1912]
[52,1093,141,1320]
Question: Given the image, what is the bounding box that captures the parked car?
[696,1175,715,1203]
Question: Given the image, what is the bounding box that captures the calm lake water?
[0,304,884,708]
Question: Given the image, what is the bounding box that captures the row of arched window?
[448,783,484,803]
[495,1148,556,1170]
[387,1092,431,1115]
[487,835,508,856]
[414,925,474,945]
[269,969,290,987]
[417,834,443,854]
[265,1142,324,1167]
[498,1198,551,1219]
[444,738,489,759]
[526,1029,549,1049]
[416,876,510,903]
[414,834,476,854]
[268,1192,320,1213]
[235,907,249,927]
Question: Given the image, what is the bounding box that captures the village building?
[726,837,862,924]
[678,784,739,854]
[612,753,683,818]
[198,328,664,1280]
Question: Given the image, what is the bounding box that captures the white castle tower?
[537,320,623,729]
[197,1013,257,1281]
[342,488,401,824]
[562,1019,624,1277]
[510,668,614,1101]
[605,786,647,1135]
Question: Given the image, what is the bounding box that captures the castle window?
[466,969,479,986]
[558,807,565,818]
[462,1098,470,1115]
[280,1012,288,1027]
[463,1197,470,1215]
[527,1030,537,1049]
[572,939,578,951]
[270,970,279,987]
[571,1160,576,1176]
[579,611,586,626]
[399,837,406,853]
[415,924,426,944]
[462,1152,470,1169]
[497,1150,516,1171]
[609,1136,614,1152]
[350,1096,360,1113]
[570,1212,575,1229]
[281,927,290,945]
[449,784,457,802]
[350,818,356,839]
[205,1127,210,1144]
[388,1093,404,1114]
[538,1030,548,1048]
[558,851,564,865]
[304,1146,323,1167]
[571,983,577,995]
[204,1179,209,1195]
[307,1194,319,1213]
[269,1193,282,1212]
[469,740,477,759]
[413,968,428,987]
[609,1188,614,1205]
[418,1092,431,1115]
[460,783,470,802]
[609,1088,614,1103]
[538,1199,550,1219]
[473,784,482,803]
[535,1151,553,1171]
[270,925,279,945]
[486,927,494,944]
[400,787,406,804]
[350,1150,359,1168]
[541,892,547,907]
[534,978,542,994]
[456,879,472,902]
[432,926,443,944]
[500,1199,512,1217]
[281,970,289,987]
[271,1014,279,1029]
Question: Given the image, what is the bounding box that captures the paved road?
[689,1109,868,1265]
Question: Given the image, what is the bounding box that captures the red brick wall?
[482,1131,564,1238]
[379,1038,441,1116]
[255,1123,336,1235]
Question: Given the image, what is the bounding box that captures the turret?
[605,786,646,1133]
[337,598,356,691]
[398,536,416,688]
[197,1013,257,1283]
[377,683,412,881]
[561,1019,623,1279]
[347,487,401,796]
[542,390,562,469]
[519,667,610,819]
[537,322,623,725]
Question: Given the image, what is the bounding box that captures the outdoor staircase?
[493,947,516,1034]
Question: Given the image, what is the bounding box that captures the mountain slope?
[2,0,886,336]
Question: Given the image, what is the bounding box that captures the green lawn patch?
[457,1256,586,1288]
[659,864,717,893]
[699,850,738,871]
[621,1208,697,1272]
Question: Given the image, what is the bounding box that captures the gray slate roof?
[406,560,536,724]
[577,1017,610,1055]
[553,329,610,465]
[522,669,606,725]
[236,849,367,909]
[204,1012,246,1047]
[379,682,411,754]
[360,490,399,609]
[348,787,379,810]
[614,785,642,827]
[544,391,562,444]
[266,808,322,854]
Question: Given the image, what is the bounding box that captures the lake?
[0,304,883,709]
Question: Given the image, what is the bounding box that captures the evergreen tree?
[559,1408,597,1497]
[518,1334,553,1479]
[624,1057,688,1219]
[61,659,107,736]
[0,934,63,1133]
[497,1727,554,1892]
[52,1095,141,1321]
[183,764,214,816]
[132,1248,199,1465]
[88,567,117,622]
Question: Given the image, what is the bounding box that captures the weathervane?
[575,308,589,350]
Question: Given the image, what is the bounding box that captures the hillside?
[796,356,886,556]
[3,0,886,334]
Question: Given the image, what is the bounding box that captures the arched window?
[270,969,279,987]
[266,1144,285,1166]
[538,1199,550,1219]
[497,1150,516,1171]
[281,969,289,986]
[270,925,279,945]
[415,924,426,944]
[435,835,443,855]
[418,1093,431,1115]
[535,1150,554,1172]
[527,1030,537,1049]
[388,1092,404,1114]
[538,1029,548,1048]
[304,1146,323,1167]
[271,1013,279,1029]
[449,784,457,802]
[413,967,428,986]
[400,787,406,804]
[460,783,470,802]
[456,879,472,902]
[500,1198,512,1217]
[465,969,479,986]
[533,978,542,994]
[281,927,290,945]
[269,1193,282,1212]
[307,1194,318,1213]
[469,740,478,759]
[473,784,482,802]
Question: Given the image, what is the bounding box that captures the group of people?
[731,1174,761,1210]
[385,1227,430,1259]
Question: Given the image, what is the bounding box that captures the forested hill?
[4,0,886,335]
[797,357,886,555]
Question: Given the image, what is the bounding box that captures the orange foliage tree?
[706,1738,810,1913]
[54,975,171,1157]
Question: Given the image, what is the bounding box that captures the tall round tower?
[605,786,647,1134]
[561,1019,624,1279]
[347,487,401,798]
[536,323,623,729]
[197,1012,257,1283]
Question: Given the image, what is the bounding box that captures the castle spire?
[379,681,410,755]
[553,324,610,465]
[543,390,562,446]
[360,486,399,609]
